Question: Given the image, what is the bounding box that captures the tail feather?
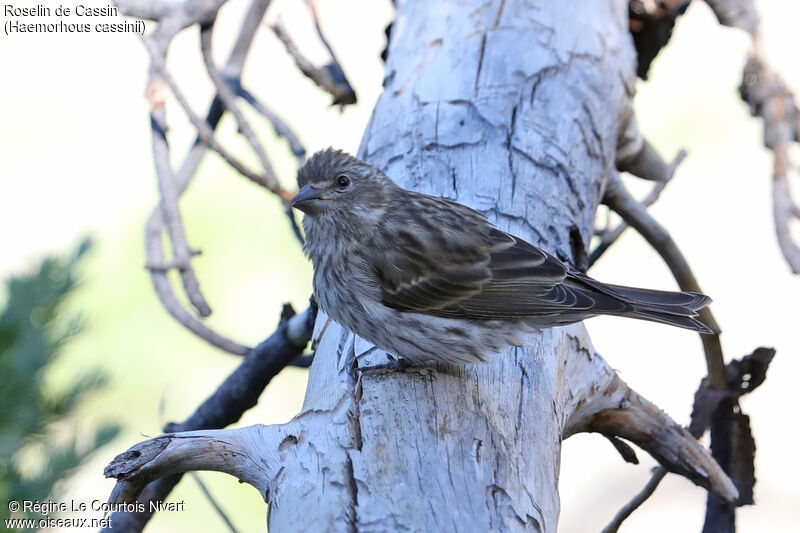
[602,283,711,312]
[570,271,714,334]
[624,308,713,334]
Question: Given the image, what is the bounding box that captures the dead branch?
[105,428,275,503]
[772,170,800,273]
[591,150,687,265]
[132,0,306,353]
[628,0,690,79]
[603,173,726,386]
[103,306,315,532]
[199,19,281,193]
[739,49,800,274]
[606,44,800,531]
[700,0,800,275]
[148,81,212,317]
[234,82,307,165]
[145,197,251,355]
[615,107,684,182]
[104,393,350,524]
[601,468,667,533]
[602,3,784,528]
[124,3,228,321]
[703,0,760,34]
[140,0,278,354]
[190,472,240,533]
[141,34,294,200]
[198,18,306,245]
[563,363,737,501]
[602,346,774,531]
[142,34,253,353]
[694,347,775,507]
[599,171,732,528]
[270,18,356,107]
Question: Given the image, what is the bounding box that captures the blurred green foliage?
[0,240,120,519]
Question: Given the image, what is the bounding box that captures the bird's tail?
[570,272,714,334]
[599,282,713,334]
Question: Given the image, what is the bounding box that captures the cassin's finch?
[293,149,711,365]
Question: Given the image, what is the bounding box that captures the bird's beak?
[292,185,329,214]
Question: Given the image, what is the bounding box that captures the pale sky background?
[0,0,798,531]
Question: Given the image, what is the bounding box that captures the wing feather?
[371,198,598,320]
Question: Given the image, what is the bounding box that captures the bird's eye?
[336,175,351,188]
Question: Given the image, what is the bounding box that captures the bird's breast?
[312,247,380,319]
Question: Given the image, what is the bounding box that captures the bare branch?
[300,0,359,107]
[287,353,315,368]
[197,20,304,245]
[105,370,342,531]
[115,0,226,25]
[564,368,738,501]
[190,472,240,533]
[104,392,350,521]
[103,306,315,532]
[224,0,274,75]
[600,343,775,532]
[199,19,280,192]
[772,169,800,273]
[167,0,275,193]
[169,306,315,432]
[148,74,213,317]
[271,20,356,106]
[604,140,775,533]
[105,427,276,503]
[597,169,740,533]
[302,0,337,60]
[628,0,690,79]
[127,3,231,322]
[144,249,201,271]
[616,112,683,182]
[140,34,294,200]
[703,0,760,34]
[230,81,308,244]
[739,50,800,274]
[602,173,727,389]
[600,6,785,526]
[560,329,736,504]
[590,149,687,265]
[145,201,251,355]
[235,83,307,165]
[601,468,667,533]
[139,0,283,354]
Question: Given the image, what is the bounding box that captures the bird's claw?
[355,357,412,374]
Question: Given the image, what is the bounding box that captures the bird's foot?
[355,356,412,374]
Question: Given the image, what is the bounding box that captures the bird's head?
[293,148,394,219]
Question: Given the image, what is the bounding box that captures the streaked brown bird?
[293,148,711,365]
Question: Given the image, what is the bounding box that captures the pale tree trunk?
[105,1,736,531]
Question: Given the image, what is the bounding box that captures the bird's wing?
[376,213,606,319]
[371,197,495,312]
